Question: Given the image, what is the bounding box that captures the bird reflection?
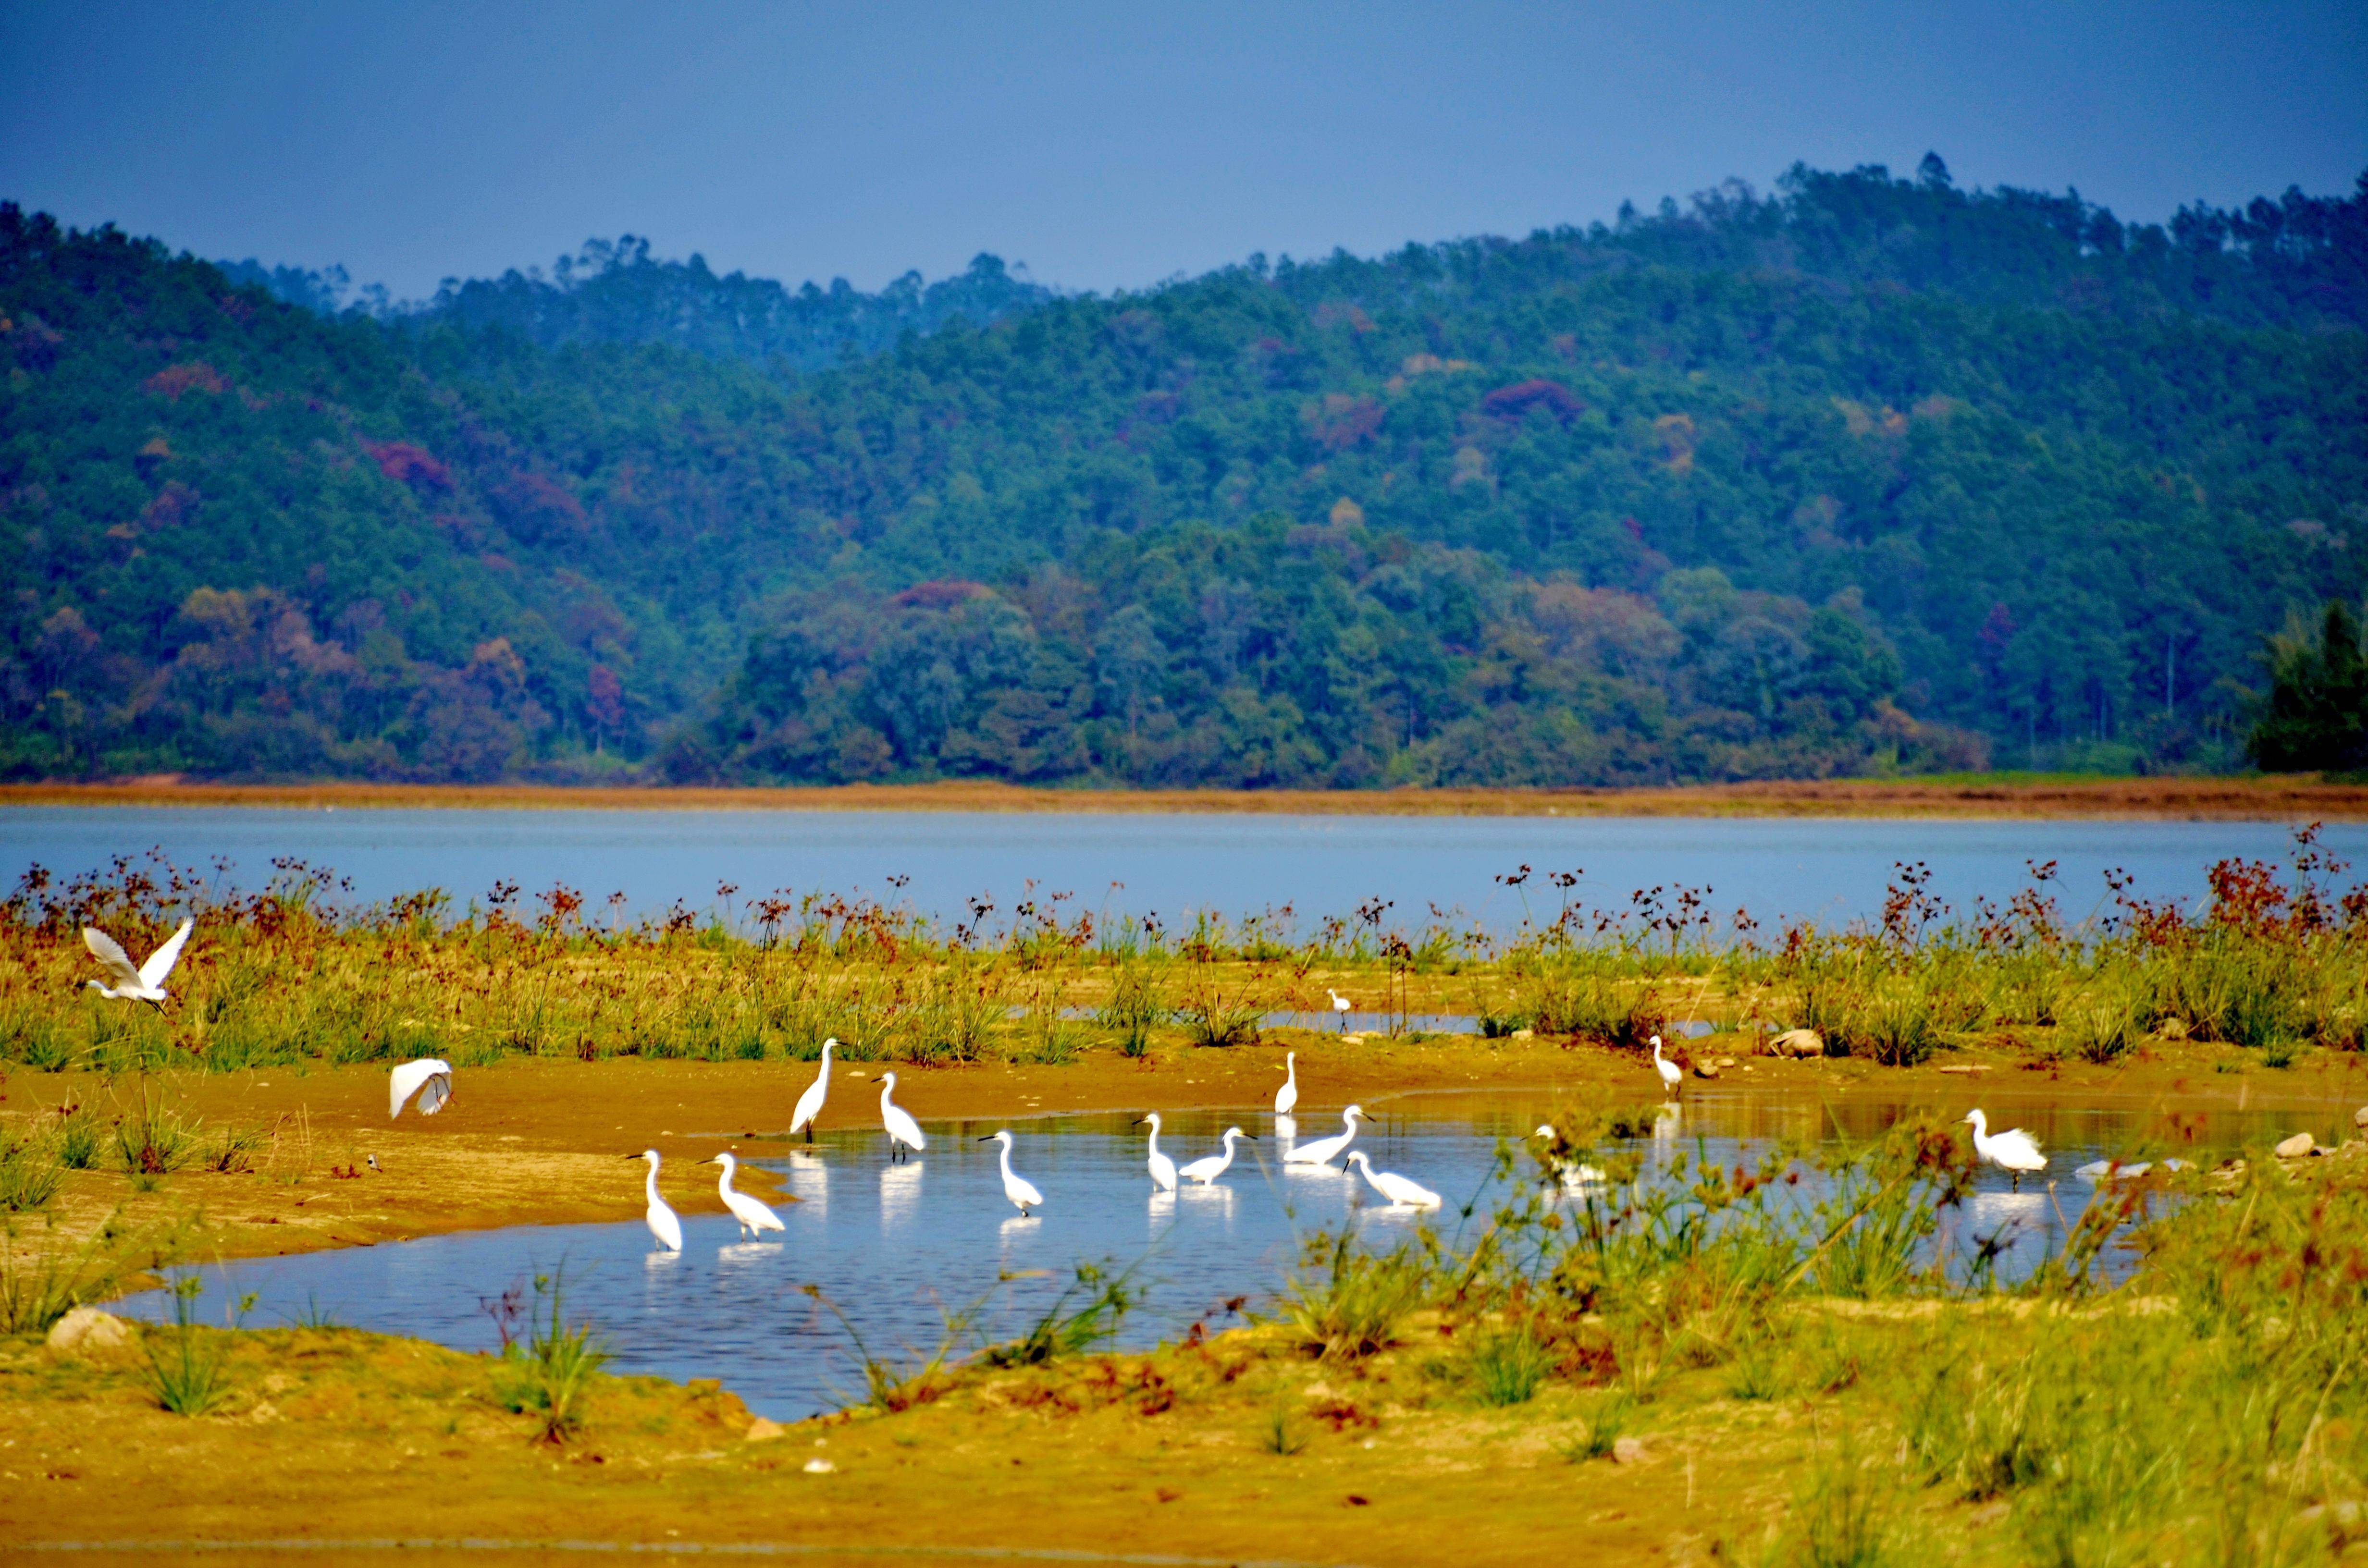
[1179,1184,1236,1222]
[716,1240,784,1271]
[1273,1114,1298,1146]
[999,1213,1042,1240]
[781,1150,829,1215]
[878,1160,923,1229]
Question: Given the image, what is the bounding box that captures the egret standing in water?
[80,918,194,1009]
[1326,990,1353,1031]
[1179,1127,1253,1186]
[1285,1104,1365,1166]
[388,1058,454,1118]
[1531,1125,1607,1189]
[699,1151,786,1240]
[978,1129,1043,1216]
[629,1149,683,1251]
[1345,1151,1442,1209]
[1275,1052,1299,1117]
[875,1073,925,1160]
[1651,1035,1683,1097]
[1135,1112,1178,1191]
[1963,1109,2046,1189]
[789,1038,835,1143]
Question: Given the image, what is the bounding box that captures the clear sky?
[2,0,2361,300]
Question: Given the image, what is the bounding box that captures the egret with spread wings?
[81,919,194,1008]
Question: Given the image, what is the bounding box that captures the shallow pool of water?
[119,1089,2298,1421]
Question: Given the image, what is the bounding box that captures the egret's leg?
[804,1124,814,1144]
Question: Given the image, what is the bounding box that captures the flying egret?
[1284,1104,1365,1166]
[1650,1034,1683,1097]
[1345,1150,1443,1209]
[388,1058,454,1119]
[1531,1125,1608,1189]
[978,1129,1043,1216]
[1326,990,1352,1031]
[80,918,194,1008]
[1178,1126,1254,1186]
[1275,1051,1299,1117]
[789,1038,835,1142]
[875,1073,925,1160]
[1134,1113,1178,1191]
[700,1151,786,1240]
[1963,1108,2046,1189]
[629,1149,683,1251]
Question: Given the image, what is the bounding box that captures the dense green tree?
[2249,602,2368,772]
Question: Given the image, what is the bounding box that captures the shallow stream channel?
[118,1089,2306,1420]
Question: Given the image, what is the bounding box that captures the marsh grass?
[1467,1323,1554,1406]
[138,1274,254,1416]
[1560,1389,1635,1462]
[0,1133,62,1211]
[492,1268,612,1443]
[1095,958,1169,1058]
[985,1260,1141,1368]
[1281,1232,1431,1360]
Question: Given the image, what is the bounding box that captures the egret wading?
[978,1129,1043,1216]
[80,919,194,1009]
[700,1152,787,1240]
[1963,1108,2047,1189]
[1327,990,1352,1031]
[388,1058,454,1119]
[1651,1034,1683,1097]
[1274,1052,1299,1117]
[1178,1127,1253,1186]
[789,1038,835,1143]
[630,1150,683,1251]
[1532,1125,1608,1189]
[1285,1104,1365,1166]
[1346,1150,1442,1209]
[1135,1112,1178,1192]
[875,1073,925,1160]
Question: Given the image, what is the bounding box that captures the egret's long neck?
[1284,1057,1296,1088]
[1146,1123,1160,1157]
[644,1160,662,1204]
[717,1161,735,1197]
[814,1050,831,1089]
[998,1139,1014,1178]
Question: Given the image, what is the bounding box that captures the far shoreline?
[3,773,2365,821]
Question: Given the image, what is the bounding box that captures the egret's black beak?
[976,1135,997,1142]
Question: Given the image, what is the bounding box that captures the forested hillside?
[4,159,2363,785]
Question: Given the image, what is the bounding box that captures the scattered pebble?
[1611,1436,1649,1465]
[802,1457,835,1474]
[2275,1131,2322,1159]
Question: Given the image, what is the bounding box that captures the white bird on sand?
[1346,1150,1442,1209]
[1284,1104,1365,1166]
[1135,1112,1178,1191]
[700,1151,786,1239]
[1326,990,1353,1031]
[978,1129,1043,1216]
[1963,1109,2047,1189]
[1179,1126,1254,1186]
[81,918,194,1008]
[1532,1125,1608,1189]
[1651,1034,1683,1097]
[1275,1051,1299,1117]
[789,1038,834,1142]
[630,1149,683,1251]
[388,1058,454,1119]
[875,1073,925,1160]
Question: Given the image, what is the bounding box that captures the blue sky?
[1,0,2360,299]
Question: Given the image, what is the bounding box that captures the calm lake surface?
[120,1090,2297,1421]
[3,806,2352,935]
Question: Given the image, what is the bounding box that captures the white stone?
[45,1307,135,1357]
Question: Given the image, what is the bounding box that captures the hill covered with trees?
[3,158,2363,786]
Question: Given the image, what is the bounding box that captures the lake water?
[2,806,2352,936]
[117,1090,2294,1421]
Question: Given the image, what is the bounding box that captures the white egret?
[1650,1034,1683,1097]
[1531,1125,1607,1189]
[789,1038,834,1143]
[388,1058,454,1119]
[700,1151,786,1240]
[1345,1150,1443,1209]
[1326,989,1353,1031]
[81,918,194,1008]
[630,1149,683,1251]
[2075,1156,2186,1185]
[1178,1126,1253,1186]
[1275,1052,1299,1117]
[1134,1113,1178,1191]
[1284,1104,1365,1166]
[1963,1109,2046,1189]
[875,1072,925,1160]
[978,1129,1043,1216]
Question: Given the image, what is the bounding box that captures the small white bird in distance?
[1346,1151,1442,1209]
[978,1129,1043,1216]
[1135,1112,1178,1191]
[1651,1034,1683,1097]
[1326,990,1352,1031]
[1963,1109,2047,1189]
[1531,1125,1608,1189]
[700,1151,787,1239]
[1178,1126,1254,1186]
[1284,1104,1365,1166]
[789,1038,835,1142]
[876,1073,925,1160]
[630,1149,683,1251]
[389,1058,454,1119]
[1274,1051,1299,1117]
[81,918,194,1009]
